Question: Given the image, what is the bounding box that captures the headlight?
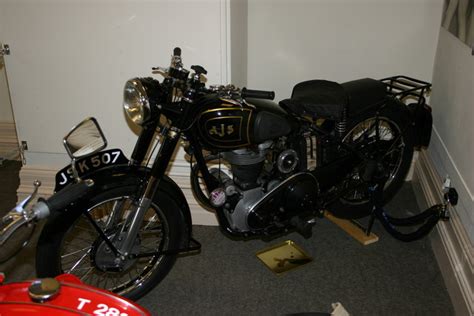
[123,78,150,125]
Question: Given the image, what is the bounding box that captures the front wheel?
[327,103,414,219]
[36,184,185,300]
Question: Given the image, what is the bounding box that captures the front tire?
[36,184,185,300]
[327,103,414,219]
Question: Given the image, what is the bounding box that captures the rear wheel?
[327,104,414,219]
[36,185,185,300]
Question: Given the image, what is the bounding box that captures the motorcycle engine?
[221,141,272,190]
[212,140,318,233]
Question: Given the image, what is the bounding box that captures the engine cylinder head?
[222,141,272,190]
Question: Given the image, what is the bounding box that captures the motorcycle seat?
[280,78,387,120]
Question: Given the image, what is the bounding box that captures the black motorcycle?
[0,48,457,300]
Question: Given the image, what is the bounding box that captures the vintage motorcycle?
[0,48,457,300]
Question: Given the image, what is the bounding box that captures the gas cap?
[28,278,61,303]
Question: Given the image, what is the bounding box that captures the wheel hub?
[91,232,140,272]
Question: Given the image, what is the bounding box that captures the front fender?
[57,164,193,236]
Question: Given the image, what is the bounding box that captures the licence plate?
[55,149,129,192]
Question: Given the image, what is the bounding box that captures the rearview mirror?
[63,117,107,159]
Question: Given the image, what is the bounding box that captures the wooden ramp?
[324,211,379,245]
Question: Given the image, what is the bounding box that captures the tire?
[36,184,185,300]
[327,103,414,219]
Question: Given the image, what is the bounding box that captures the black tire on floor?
[327,102,414,219]
[36,184,186,300]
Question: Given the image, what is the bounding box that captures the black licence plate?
[55,149,129,192]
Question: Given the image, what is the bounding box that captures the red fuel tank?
[0,273,151,316]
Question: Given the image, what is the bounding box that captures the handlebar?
[241,88,275,100]
[153,48,277,104]
[35,180,93,218]
[0,180,93,249]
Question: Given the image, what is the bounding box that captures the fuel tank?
[196,95,294,150]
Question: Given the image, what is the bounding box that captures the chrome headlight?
[123,78,150,125]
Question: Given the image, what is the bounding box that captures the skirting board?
[17,165,219,226]
[412,150,473,316]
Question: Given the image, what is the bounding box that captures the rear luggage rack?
[380,75,431,106]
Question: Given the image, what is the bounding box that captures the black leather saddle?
[280,78,387,120]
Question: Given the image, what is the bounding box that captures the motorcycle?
[0,47,458,300]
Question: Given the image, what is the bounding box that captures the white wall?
[230,0,247,87]
[430,28,474,243]
[247,0,444,101]
[0,0,227,166]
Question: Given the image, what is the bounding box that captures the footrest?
[324,211,379,246]
[186,237,202,253]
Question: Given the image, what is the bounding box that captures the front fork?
[117,132,180,258]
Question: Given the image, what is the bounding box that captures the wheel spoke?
[105,199,126,229]
[61,246,92,259]
[67,236,94,244]
[352,121,376,143]
[66,248,92,273]
[143,214,159,230]
[81,267,95,283]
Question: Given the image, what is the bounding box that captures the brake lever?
[152,66,169,77]
[0,213,28,246]
[0,180,41,245]
[152,66,168,72]
[14,180,41,214]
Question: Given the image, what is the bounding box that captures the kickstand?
[324,164,386,246]
[365,210,376,236]
[365,181,384,236]
[346,181,382,238]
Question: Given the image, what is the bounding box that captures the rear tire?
[327,103,414,219]
[36,184,185,300]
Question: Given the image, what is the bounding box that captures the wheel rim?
[341,116,405,204]
[59,196,169,296]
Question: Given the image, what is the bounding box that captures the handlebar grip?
[40,181,93,215]
[241,88,275,100]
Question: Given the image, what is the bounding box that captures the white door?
[0,43,20,163]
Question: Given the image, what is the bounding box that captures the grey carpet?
[0,161,454,315]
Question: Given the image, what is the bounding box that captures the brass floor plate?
[256,240,313,275]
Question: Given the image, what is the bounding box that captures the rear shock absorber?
[335,106,347,138]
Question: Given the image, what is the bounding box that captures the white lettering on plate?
[91,155,101,168]
[92,303,128,316]
[77,298,91,310]
[59,172,69,185]
[102,153,111,164]
[77,160,90,173]
[111,151,120,163]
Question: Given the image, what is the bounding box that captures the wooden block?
[324,211,379,245]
